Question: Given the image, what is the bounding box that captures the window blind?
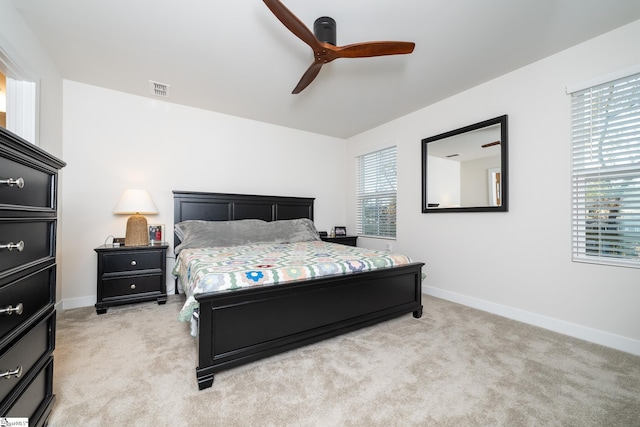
[357,146,397,238]
[570,71,640,267]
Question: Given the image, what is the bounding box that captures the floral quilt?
[173,240,414,322]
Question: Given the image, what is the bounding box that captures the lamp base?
[125,214,149,246]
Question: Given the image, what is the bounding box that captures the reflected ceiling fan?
[263,0,415,94]
[482,141,501,148]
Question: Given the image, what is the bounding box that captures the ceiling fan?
[263,0,415,94]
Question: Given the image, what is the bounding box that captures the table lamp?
[113,189,158,246]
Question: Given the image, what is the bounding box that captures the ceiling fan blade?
[334,41,415,59]
[292,62,324,94]
[263,0,320,49]
[482,141,501,148]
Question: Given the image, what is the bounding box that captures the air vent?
[149,80,171,98]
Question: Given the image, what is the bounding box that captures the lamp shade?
[113,189,158,215]
[113,189,158,246]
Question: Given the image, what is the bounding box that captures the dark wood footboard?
[173,191,425,389]
[194,262,424,389]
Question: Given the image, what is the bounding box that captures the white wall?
[461,156,500,206]
[0,2,65,302]
[427,156,460,208]
[60,81,346,308]
[346,20,640,355]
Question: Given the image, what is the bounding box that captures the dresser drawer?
[0,220,53,277]
[102,250,163,274]
[0,267,53,344]
[3,357,53,423]
[0,154,55,211]
[101,273,162,299]
[0,311,54,403]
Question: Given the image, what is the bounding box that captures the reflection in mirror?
[421,115,508,213]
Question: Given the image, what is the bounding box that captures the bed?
[173,191,424,390]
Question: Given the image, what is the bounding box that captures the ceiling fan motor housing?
[314,16,336,45]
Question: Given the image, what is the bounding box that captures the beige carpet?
[49,295,640,426]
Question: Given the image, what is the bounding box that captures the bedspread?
[173,240,413,322]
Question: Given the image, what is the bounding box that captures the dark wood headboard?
[173,191,315,240]
[172,191,315,293]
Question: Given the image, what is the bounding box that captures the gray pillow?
[174,218,319,254]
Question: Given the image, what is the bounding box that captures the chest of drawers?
[94,244,168,314]
[0,127,65,425]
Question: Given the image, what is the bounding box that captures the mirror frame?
[421,115,508,213]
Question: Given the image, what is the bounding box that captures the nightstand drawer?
[102,250,163,274]
[0,155,55,211]
[0,267,53,345]
[0,311,54,403]
[101,274,162,299]
[0,220,53,277]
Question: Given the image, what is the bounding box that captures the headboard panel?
[173,190,315,224]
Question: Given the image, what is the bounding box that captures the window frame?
[0,46,39,144]
[569,69,640,268]
[356,145,397,239]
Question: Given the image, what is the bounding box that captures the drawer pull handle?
[0,241,25,252]
[130,260,137,266]
[0,366,23,380]
[0,177,25,188]
[130,284,136,290]
[0,303,24,316]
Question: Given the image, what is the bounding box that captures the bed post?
[196,299,216,390]
[413,271,423,318]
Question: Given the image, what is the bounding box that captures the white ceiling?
[10,0,640,138]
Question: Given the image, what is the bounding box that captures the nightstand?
[94,243,168,314]
[320,235,358,247]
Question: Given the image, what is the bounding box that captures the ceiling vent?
[149,80,170,98]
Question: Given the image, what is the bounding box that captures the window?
[357,146,397,238]
[0,49,38,144]
[570,70,640,268]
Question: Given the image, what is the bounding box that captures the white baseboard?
[59,295,97,311]
[423,286,640,357]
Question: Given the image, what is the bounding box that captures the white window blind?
[570,71,640,268]
[357,146,397,238]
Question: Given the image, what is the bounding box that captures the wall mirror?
[421,115,508,213]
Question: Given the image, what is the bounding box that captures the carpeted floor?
[49,295,640,426]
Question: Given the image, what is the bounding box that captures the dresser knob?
[0,241,25,252]
[0,303,24,316]
[0,177,25,188]
[0,366,23,380]
[130,260,137,266]
[130,284,136,290]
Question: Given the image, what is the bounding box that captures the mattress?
[173,240,414,322]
